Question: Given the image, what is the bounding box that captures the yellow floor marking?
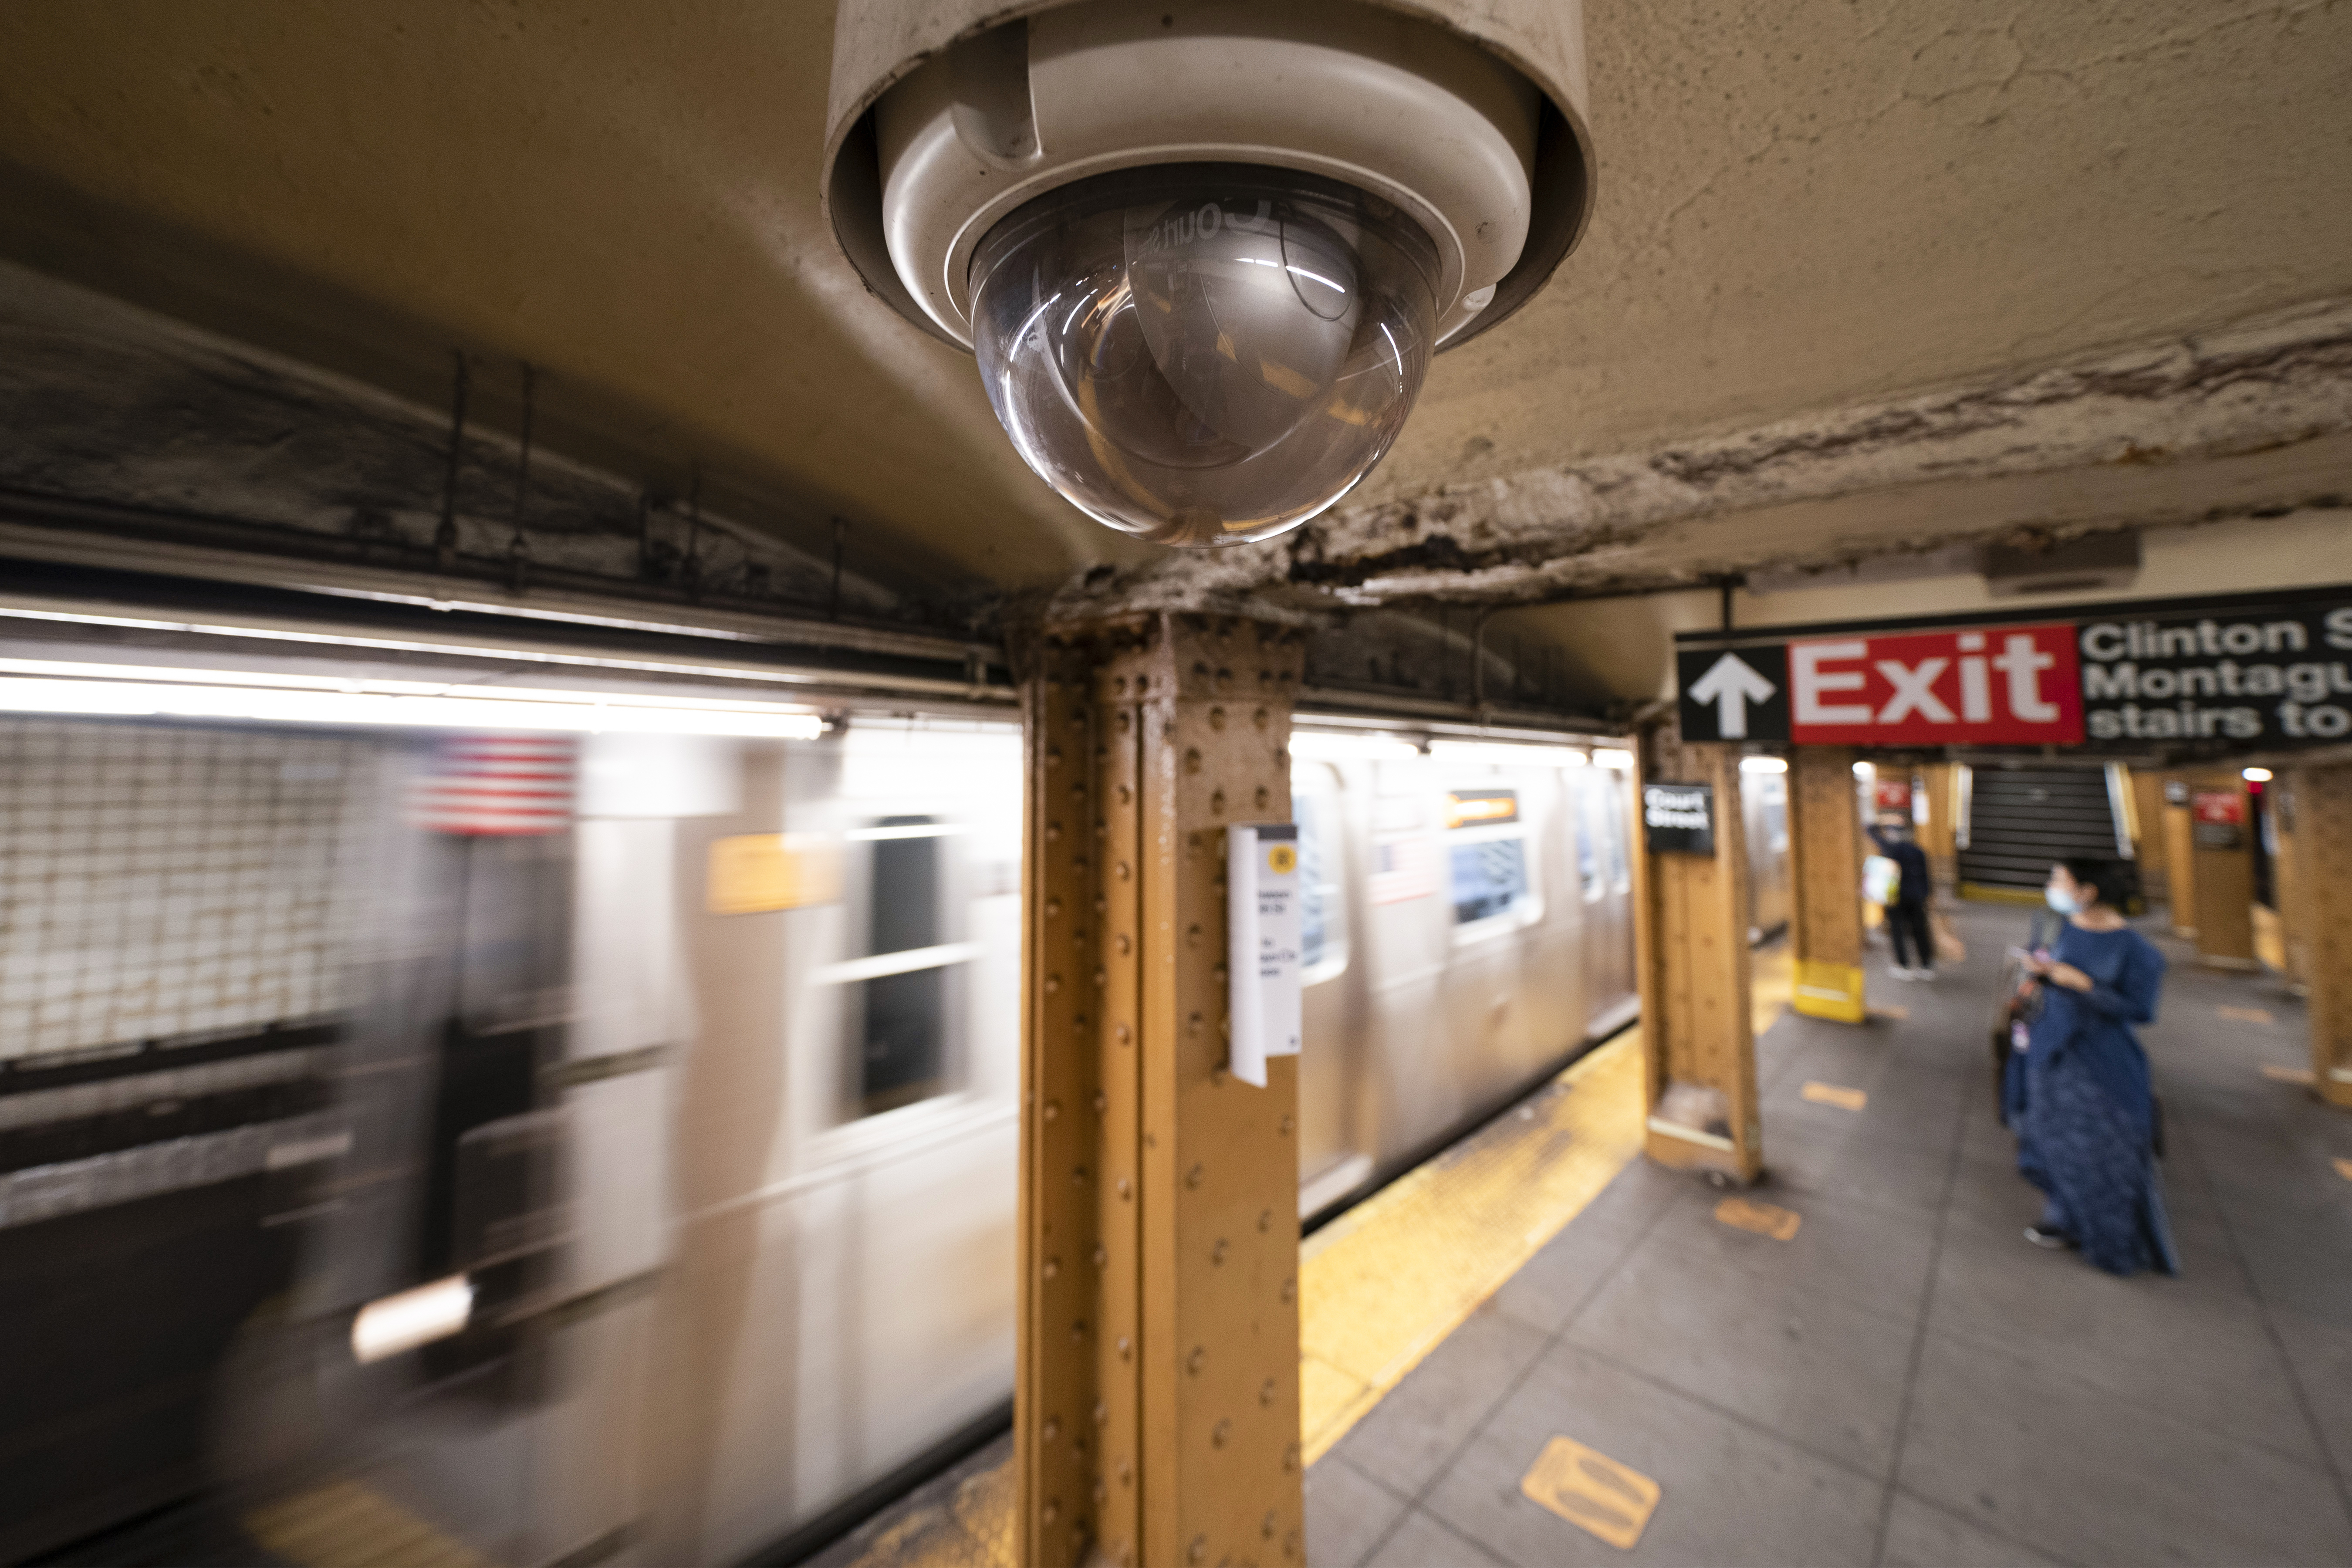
[244,1480,497,1568]
[1801,1082,1868,1111]
[846,946,1800,1567]
[2263,1064,2317,1086]
[1715,1195,1802,1240]
[1521,1435,1662,1551]
[2220,1005,2276,1025]
[2333,1157,2352,1183]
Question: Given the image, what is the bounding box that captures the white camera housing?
[823,0,1594,546]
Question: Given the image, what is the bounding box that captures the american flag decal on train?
[409,735,576,836]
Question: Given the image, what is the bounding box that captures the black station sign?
[1642,783,1716,855]
[1674,584,2352,754]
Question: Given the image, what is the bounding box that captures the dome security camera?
[823,0,1592,549]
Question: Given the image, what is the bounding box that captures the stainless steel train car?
[1743,756,1792,942]
[4,706,1781,1567]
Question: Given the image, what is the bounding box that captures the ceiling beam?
[1058,297,2352,615]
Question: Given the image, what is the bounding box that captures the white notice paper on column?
[1227,823,1303,1088]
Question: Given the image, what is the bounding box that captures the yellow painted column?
[1632,724,1760,1183]
[1018,615,1305,1568]
[2290,764,2352,1110]
[2183,771,2258,970]
[1788,747,1867,1024]
[2128,769,2172,906]
[1917,761,1958,889]
[2160,774,2200,939]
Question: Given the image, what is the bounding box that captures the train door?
[715,718,1021,1560]
[1436,769,1544,1105]
[1579,765,1639,1035]
[1356,751,1456,1164]
[1293,763,1367,1215]
[1744,760,1791,940]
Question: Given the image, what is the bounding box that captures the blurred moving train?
[2,702,1790,1566]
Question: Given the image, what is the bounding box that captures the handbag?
[1930,909,1967,964]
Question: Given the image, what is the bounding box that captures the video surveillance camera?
[824,0,1592,549]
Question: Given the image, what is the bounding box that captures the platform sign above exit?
[1674,584,2352,753]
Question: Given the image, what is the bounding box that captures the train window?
[1578,780,1608,902]
[1293,780,1348,979]
[1603,773,1632,893]
[849,814,949,1118]
[1446,787,1537,930]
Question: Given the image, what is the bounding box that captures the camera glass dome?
[969,165,1440,548]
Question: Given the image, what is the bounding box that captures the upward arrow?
[1689,652,1778,739]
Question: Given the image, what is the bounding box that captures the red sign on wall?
[2191,789,2244,827]
[1785,625,2082,745]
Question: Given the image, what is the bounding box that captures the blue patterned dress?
[2014,923,2180,1277]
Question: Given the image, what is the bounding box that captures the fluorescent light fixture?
[0,660,824,738]
[1427,739,1589,768]
[2243,767,2273,782]
[1592,748,1635,770]
[0,605,839,686]
[1739,756,1789,774]
[351,1274,474,1363]
[1289,731,1422,762]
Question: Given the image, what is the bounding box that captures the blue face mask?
[2046,885,2078,914]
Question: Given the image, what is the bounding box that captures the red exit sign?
[1787,625,2082,744]
[1677,586,2352,752]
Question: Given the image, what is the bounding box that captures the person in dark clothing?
[2012,855,2176,1276]
[1869,812,1936,979]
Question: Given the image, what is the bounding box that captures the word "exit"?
[1788,625,2080,744]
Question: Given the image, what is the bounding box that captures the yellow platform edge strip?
[850,946,1792,1567]
[1298,943,1791,1467]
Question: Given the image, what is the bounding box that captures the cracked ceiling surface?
[1,0,2349,698]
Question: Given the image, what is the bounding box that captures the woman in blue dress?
[2012,856,2179,1277]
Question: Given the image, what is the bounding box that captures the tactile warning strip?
[244,1479,498,1568]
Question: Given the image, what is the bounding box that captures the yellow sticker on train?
[708,833,841,914]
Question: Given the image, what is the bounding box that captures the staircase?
[1958,765,2128,896]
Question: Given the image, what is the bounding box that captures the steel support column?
[1788,747,1867,1024]
[1019,614,1305,1568]
[2186,770,2259,970]
[2290,764,2352,1109]
[1632,721,1760,1182]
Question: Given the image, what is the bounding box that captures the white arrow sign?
[1689,652,1778,739]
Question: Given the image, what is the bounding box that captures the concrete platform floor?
[1308,901,2352,1567]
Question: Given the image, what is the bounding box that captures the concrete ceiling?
[2,0,2349,695]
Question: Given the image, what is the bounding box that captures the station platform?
[820,902,2352,1568]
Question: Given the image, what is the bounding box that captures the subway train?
[1,705,1791,1566]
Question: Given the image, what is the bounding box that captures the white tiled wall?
[0,720,382,1062]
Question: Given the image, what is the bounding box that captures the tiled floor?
[1307,903,2352,1567]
